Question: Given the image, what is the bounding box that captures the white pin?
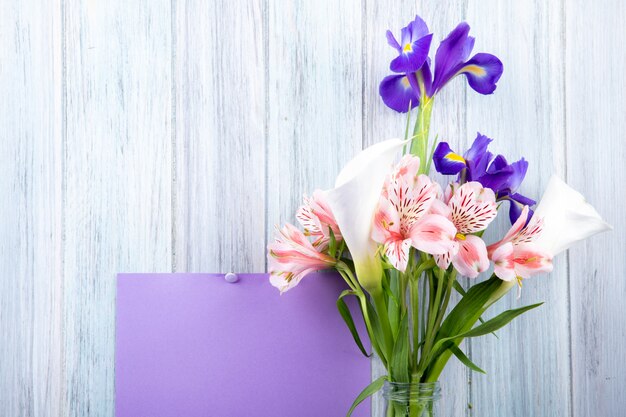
[224,272,239,283]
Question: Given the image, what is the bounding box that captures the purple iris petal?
[390,34,433,73]
[419,59,434,97]
[387,16,433,73]
[459,53,504,95]
[465,133,492,162]
[429,22,503,97]
[430,22,472,93]
[508,194,536,224]
[433,132,535,224]
[379,73,420,113]
[433,142,466,175]
[386,30,401,50]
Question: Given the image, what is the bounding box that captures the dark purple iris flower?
[380,18,504,113]
[433,133,534,224]
[386,15,433,73]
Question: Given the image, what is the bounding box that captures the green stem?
[336,262,389,368]
[418,269,444,373]
[423,277,516,382]
[432,270,455,335]
[409,97,434,174]
[409,276,420,369]
[373,290,395,363]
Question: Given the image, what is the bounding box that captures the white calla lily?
[324,138,407,294]
[533,175,612,256]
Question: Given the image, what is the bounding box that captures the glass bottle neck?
[382,381,441,403]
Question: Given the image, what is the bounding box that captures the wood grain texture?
[0,2,63,416]
[174,0,266,273]
[566,1,626,416]
[0,1,625,416]
[266,0,363,243]
[466,1,571,416]
[63,1,172,415]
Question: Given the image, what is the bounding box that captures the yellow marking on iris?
[462,65,486,77]
[446,152,466,163]
[401,77,410,88]
[403,43,412,52]
[455,233,466,241]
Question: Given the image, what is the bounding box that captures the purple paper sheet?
[116,272,371,417]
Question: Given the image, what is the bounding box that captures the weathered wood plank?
[363,3,471,415]
[0,2,63,416]
[466,1,570,416]
[265,0,366,410]
[63,1,172,415]
[174,0,266,273]
[566,1,626,416]
[266,0,363,241]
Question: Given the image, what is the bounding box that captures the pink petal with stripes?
[448,181,497,234]
[452,235,490,278]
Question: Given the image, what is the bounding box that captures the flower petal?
[433,142,466,175]
[408,214,457,255]
[490,242,516,281]
[452,235,490,278]
[390,34,433,73]
[464,132,493,166]
[384,239,412,272]
[457,53,503,95]
[448,182,498,234]
[434,242,458,270]
[532,175,612,255]
[507,194,534,225]
[511,243,553,279]
[379,73,420,113]
[325,138,408,293]
[387,173,438,233]
[386,30,401,51]
[372,196,401,244]
[431,22,472,93]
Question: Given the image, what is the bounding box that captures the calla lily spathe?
[532,176,612,255]
[324,139,408,294]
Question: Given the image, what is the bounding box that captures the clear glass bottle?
[382,381,441,417]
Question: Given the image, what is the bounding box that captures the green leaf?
[365,296,387,365]
[346,375,388,417]
[337,290,371,358]
[385,269,402,339]
[450,345,486,374]
[456,302,543,338]
[438,277,504,340]
[452,280,498,339]
[390,313,410,382]
[428,302,544,366]
[328,227,337,258]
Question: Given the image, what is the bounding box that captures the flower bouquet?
[267,15,611,417]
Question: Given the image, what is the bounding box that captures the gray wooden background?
[1,0,624,416]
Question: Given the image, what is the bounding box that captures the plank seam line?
[562,0,574,415]
[60,0,68,414]
[263,0,270,272]
[170,0,178,273]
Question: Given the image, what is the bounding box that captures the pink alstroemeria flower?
[372,155,456,272]
[433,182,497,278]
[487,205,553,286]
[268,224,336,293]
[296,190,342,248]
